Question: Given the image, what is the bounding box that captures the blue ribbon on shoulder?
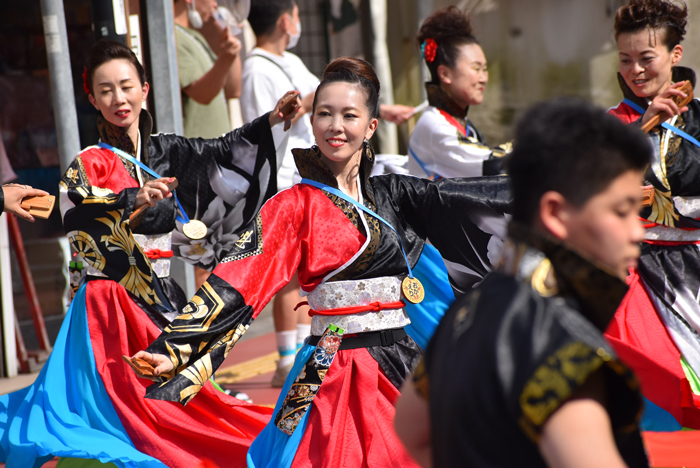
[300,178,415,279]
[98,142,191,224]
[408,147,440,180]
[622,98,700,149]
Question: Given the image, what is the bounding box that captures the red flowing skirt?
[291,347,420,468]
[85,280,272,468]
[604,271,700,429]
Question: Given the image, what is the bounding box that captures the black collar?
[291,144,377,205]
[425,82,469,128]
[617,66,697,112]
[96,108,153,161]
[501,223,629,332]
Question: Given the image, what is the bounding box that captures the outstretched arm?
[132,194,304,404]
[1,184,49,221]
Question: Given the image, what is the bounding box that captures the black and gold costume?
[423,224,648,467]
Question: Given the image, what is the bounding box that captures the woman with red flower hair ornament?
[409,7,509,180]
[402,7,512,337]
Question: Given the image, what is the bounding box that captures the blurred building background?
[2,0,700,375]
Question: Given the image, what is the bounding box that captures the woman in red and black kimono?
[134,57,510,467]
[0,40,299,468]
[605,0,700,458]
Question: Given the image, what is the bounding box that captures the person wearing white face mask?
[242,0,316,193]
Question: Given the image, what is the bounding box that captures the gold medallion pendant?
[402,276,425,304]
[182,219,208,240]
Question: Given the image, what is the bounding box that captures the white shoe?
[271,362,294,388]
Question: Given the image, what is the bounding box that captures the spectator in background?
[173,0,241,139]
[173,0,243,288]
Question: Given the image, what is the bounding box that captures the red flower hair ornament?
[82,67,91,95]
[422,39,437,64]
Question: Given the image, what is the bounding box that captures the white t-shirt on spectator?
[241,48,319,190]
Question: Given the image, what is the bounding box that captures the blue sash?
[98,142,191,224]
[622,98,700,149]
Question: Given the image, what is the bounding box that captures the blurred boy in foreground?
[396,98,651,468]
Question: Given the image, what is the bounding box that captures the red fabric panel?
[605,271,700,429]
[608,102,642,124]
[79,147,140,192]
[291,348,420,468]
[85,280,272,468]
[214,186,366,319]
[642,431,700,467]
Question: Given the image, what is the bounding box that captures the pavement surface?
[0,303,287,467]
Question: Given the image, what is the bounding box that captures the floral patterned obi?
[307,276,411,336]
[84,232,173,279]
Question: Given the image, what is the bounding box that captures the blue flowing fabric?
[247,245,454,466]
[0,285,166,468]
[641,397,683,432]
[403,244,455,350]
[247,344,315,468]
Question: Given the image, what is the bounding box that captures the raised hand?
[135,177,175,210]
[218,27,241,62]
[642,81,690,128]
[269,90,302,129]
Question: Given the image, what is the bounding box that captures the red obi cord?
[302,300,407,317]
[641,218,700,231]
[145,249,174,260]
[643,239,700,246]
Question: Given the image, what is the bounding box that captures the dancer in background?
[133,57,510,468]
[0,40,298,468]
[403,7,513,348]
[408,6,509,180]
[605,0,700,438]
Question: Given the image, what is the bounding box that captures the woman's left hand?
[641,82,689,127]
[269,90,302,127]
[135,178,174,210]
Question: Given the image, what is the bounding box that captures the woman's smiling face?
[88,58,149,133]
[311,81,378,170]
[617,27,682,99]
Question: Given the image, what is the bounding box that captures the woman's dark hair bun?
[417,6,478,83]
[615,0,688,48]
[312,57,381,119]
[85,40,147,96]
